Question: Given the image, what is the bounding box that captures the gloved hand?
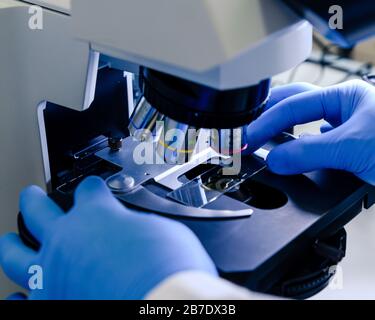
[246,80,375,185]
[0,176,217,300]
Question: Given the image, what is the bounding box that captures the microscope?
[1,0,375,298]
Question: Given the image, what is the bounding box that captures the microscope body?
[1,0,374,299]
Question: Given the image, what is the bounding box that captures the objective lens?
[210,127,248,157]
[128,97,163,141]
[129,97,250,164]
[156,117,199,164]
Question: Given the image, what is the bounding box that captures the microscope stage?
[93,135,375,297]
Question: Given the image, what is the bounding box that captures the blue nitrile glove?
[0,176,217,300]
[246,80,375,185]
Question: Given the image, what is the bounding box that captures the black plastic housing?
[141,68,270,129]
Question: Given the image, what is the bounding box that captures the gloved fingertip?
[74,176,112,203]
[83,175,105,184]
[320,123,334,134]
[0,233,19,255]
[19,186,46,209]
[266,147,293,175]
[245,122,263,153]
[20,185,45,198]
[76,176,107,192]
